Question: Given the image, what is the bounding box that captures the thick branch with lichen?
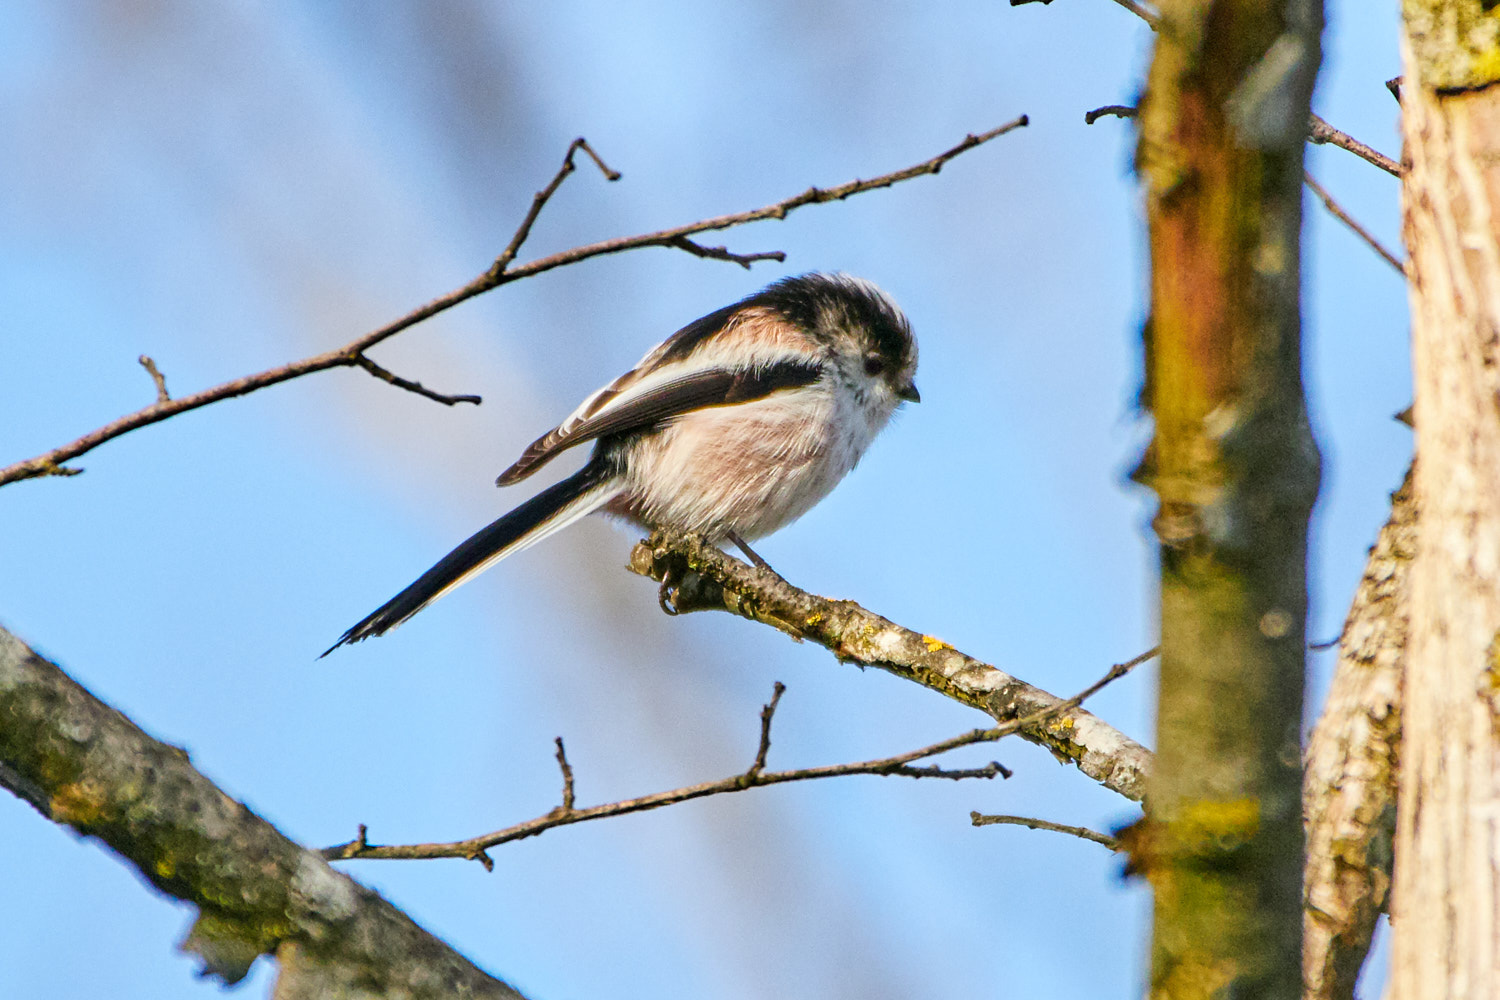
[629,529,1155,802]
[0,624,525,1000]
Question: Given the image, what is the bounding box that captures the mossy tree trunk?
[1389,4,1500,997]
[1134,0,1323,996]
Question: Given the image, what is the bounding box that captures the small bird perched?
[325,272,919,654]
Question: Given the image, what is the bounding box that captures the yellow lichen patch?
[156,856,176,879]
[1483,631,1500,727]
[921,634,952,652]
[1040,734,1085,763]
[49,779,111,826]
[1175,797,1261,852]
[1484,629,1500,686]
[1477,49,1500,87]
[805,611,823,628]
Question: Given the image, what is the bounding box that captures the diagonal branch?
[1,117,1028,489]
[322,682,1025,867]
[629,529,1157,802]
[1086,105,1403,276]
[323,661,1137,868]
[1308,113,1403,178]
[1080,8,1400,179]
[352,354,482,406]
[492,115,1030,285]
[0,623,527,998]
[1303,172,1404,273]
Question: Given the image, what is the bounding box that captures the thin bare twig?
[1304,172,1405,273]
[322,706,1013,865]
[1082,40,1397,181]
[969,811,1120,849]
[352,354,482,406]
[494,115,1030,287]
[323,655,1143,868]
[750,681,786,776]
[553,738,575,812]
[138,355,170,403]
[1308,113,1402,178]
[2,118,1028,489]
[1014,0,1159,24]
[319,645,1151,867]
[663,236,787,269]
[1084,105,1138,125]
[490,138,620,277]
[1084,106,1403,264]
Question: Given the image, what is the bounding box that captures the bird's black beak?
[897,381,921,403]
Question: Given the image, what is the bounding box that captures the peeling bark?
[1301,466,1411,1000]
[1388,10,1500,993]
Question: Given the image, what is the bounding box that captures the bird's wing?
[496,305,821,486]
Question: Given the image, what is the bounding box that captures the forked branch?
[1,117,1028,488]
[322,679,1034,868]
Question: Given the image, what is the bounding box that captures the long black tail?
[322,460,620,655]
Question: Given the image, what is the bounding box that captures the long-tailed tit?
[325,272,918,654]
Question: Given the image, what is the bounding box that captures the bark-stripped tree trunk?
[1302,467,1411,1000]
[1389,6,1500,997]
[1134,0,1323,996]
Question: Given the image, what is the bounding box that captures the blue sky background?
[0,3,1406,998]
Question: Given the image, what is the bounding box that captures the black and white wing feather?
[497,303,822,486]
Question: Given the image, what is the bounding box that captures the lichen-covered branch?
[628,530,1155,802]
[1302,465,1411,1000]
[0,624,526,1000]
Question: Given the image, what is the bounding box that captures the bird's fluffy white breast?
[610,368,895,541]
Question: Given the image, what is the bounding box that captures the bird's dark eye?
[863,355,886,377]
